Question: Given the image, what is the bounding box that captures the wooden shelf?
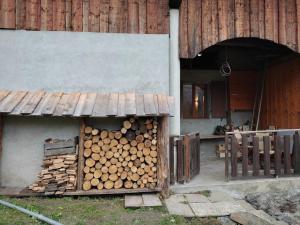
[64,188,162,196]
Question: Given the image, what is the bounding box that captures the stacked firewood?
[29,154,77,195]
[82,117,158,191]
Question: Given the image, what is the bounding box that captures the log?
[84,126,93,134]
[123,120,132,129]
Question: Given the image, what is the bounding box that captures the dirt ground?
[0,196,221,225]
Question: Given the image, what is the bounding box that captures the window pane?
[194,85,205,118]
[182,84,193,118]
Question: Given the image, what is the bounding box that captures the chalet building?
[0,0,300,196]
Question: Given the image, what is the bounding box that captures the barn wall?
[180,0,300,58]
[1,117,80,187]
[0,30,169,94]
[260,58,300,129]
[0,0,169,34]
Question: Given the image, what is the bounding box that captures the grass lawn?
[0,196,221,225]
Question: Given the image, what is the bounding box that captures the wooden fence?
[169,133,200,184]
[225,129,300,180]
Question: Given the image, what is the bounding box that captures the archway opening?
[178,38,300,186]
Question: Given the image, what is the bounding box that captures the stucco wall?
[0,30,170,188]
[1,117,80,187]
[0,30,169,94]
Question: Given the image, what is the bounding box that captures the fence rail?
[169,133,200,184]
[225,129,300,180]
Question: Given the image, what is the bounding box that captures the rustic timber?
[0,90,174,118]
[157,116,169,197]
[77,119,86,190]
[252,136,260,176]
[275,135,282,176]
[242,135,248,176]
[294,132,300,174]
[2,0,169,34]
[179,0,300,58]
[176,139,184,183]
[284,135,291,175]
[263,136,271,176]
[231,136,238,177]
[0,115,2,187]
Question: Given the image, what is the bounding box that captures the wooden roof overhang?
[0,90,174,118]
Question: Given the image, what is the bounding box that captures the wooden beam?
[0,115,3,187]
[77,119,86,190]
[158,117,169,198]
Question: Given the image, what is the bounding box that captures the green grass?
[0,196,221,225]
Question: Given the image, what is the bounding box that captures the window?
[181,83,208,118]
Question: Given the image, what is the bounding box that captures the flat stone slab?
[190,202,246,217]
[230,210,288,225]
[142,194,162,207]
[125,195,143,208]
[184,194,210,203]
[208,191,236,202]
[165,195,194,217]
[249,210,288,225]
[235,200,256,211]
[125,194,162,208]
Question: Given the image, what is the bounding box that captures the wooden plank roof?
[0,90,174,118]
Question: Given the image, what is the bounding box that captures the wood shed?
[0,90,174,196]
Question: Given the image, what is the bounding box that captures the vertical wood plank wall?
[180,0,300,58]
[0,0,169,34]
[260,58,300,129]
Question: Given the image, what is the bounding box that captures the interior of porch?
[176,38,300,187]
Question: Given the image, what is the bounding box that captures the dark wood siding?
[211,81,226,118]
[0,0,169,34]
[180,0,300,58]
[260,58,300,129]
[229,71,259,111]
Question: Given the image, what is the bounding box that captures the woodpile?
[82,117,158,191]
[29,154,77,195]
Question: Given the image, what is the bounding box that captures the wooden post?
[284,135,291,175]
[0,115,3,187]
[275,135,282,176]
[77,118,86,190]
[158,117,169,198]
[242,135,248,176]
[231,136,238,177]
[176,139,184,183]
[253,136,260,176]
[293,132,300,174]
[263,136,271,176]
[169,136,175,185]
[225,134,229,181]
[183,134,190,182]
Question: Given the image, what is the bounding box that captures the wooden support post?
[284,135,291,175]
[253,136,260,176]
[293,132,300,174]
[158,117,169,198]
[183,134,190,182]
[275,135,282,176]
[0,115,3,187]
[225,134,229,181]
[176,139,184,183]
[263,136,271,176]
[231,136,238,177]
[77,118,86,190]
[169,136,175,185]
[242,135,248,176]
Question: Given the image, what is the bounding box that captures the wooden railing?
[225,129,300,180]
[169,133,200,184]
